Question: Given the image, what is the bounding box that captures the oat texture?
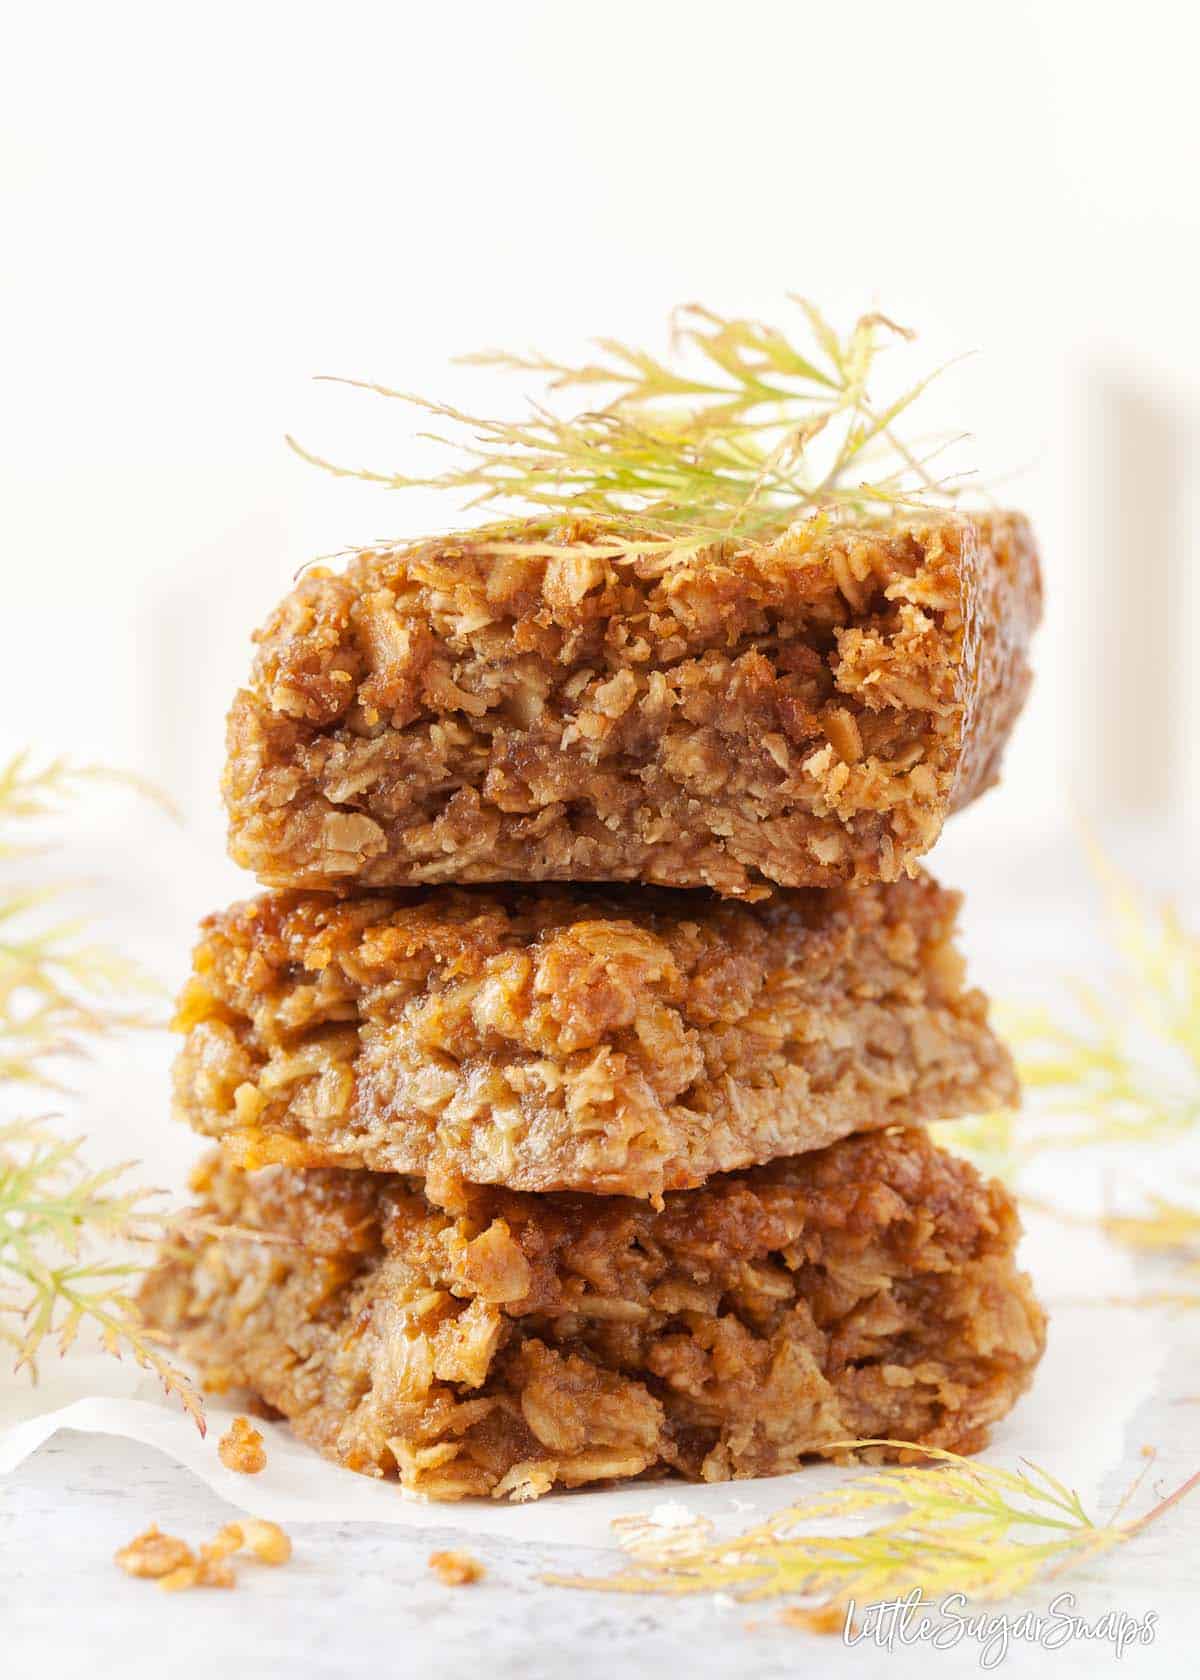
[173,876,1015,1203]
[224,511,1041,898]
[140,1129,1045,1502]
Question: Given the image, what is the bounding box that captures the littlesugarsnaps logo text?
[842,1589,1157,1667]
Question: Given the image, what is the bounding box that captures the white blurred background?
[2,0,1198,1084]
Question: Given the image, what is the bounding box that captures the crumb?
[114,1524,195,1579]
[198,1557,237,1589]
[780,1604,849,1635]
[156,1566,197,1593]
[116,1517,292,1592]
[429,1549,485,1586]
[200,1524,244,1564]
[218,1415,266,1474]
[229,1518,293,1565]
[159,1556,236,1592]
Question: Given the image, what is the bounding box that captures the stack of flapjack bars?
[142,510,1047,1502]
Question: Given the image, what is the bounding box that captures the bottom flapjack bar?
[141,1128,1045,1502]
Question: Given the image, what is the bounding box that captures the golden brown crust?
[223,511,1041,898]
[142,1130,1046,1501]
[172,875,1016,1202]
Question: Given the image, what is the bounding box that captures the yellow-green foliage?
[0,753,200,1421]
[0,1119,202,1424]
[288,297,964,552]
[0,752,169,1088]
[937,848,1200,1280]
[551,1444,1197,1613]
[939,852,1200,1161]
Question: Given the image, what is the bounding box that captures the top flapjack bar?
[224,510,1040,898]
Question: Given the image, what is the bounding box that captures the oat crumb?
[229,1518,293,1565]
[116,1516,292,1591]
[201,1523,245,1563]
[114,1525,194,1579]
[779,1604,848,1635]
[159,1556,236,1593]
[428,1549,485,1586]
[219,1415,267,1474]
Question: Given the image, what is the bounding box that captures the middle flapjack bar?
[174,874,1014,1203]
